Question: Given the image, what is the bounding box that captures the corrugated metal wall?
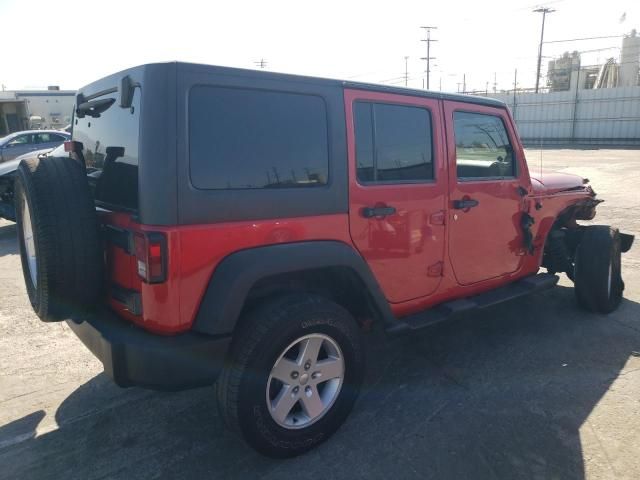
[486,86,640,146]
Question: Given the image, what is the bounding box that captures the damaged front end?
[541,189,634,280]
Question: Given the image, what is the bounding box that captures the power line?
[544,35,623,44]
[420,26,438,90]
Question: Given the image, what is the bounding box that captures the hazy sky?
[1,0,638,92]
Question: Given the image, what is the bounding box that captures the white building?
[0,86,75,135]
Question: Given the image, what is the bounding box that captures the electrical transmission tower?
[254,58,268,69]
[420,26,438,90]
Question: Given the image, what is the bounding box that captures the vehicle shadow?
[0,222,17,257]
[1,285,638,480]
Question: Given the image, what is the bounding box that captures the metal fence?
[485,86,640,146]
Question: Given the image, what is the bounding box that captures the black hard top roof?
[176,62,507,109]
[78,62,507,109]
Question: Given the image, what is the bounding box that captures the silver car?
[0,130,70,163]
[0,144,68,221]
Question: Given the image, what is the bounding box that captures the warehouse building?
[0,86,75,136]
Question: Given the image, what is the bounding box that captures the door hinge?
[428,261,444,277]
[430,210,446,225]
[104,225,134,255]
[521,212,536,255]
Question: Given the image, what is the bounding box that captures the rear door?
[345,89,447,303]
[444,101,529,285]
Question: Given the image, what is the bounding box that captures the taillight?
[63,140,82,153]
[134,232,167,283]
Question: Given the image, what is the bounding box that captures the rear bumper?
[66,309,231,391]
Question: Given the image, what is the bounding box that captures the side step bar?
[387,273,559,334]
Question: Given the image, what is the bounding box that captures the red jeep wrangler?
[14,63,634,457]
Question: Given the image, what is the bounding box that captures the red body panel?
[102,90,597,335]
[530,171,584,194]
[176,216,353,331]
[102,212,353,334]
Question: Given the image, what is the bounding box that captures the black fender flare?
[192,241,395,335]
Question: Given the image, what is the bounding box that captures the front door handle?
[362,205,396,218]
[452,198,479,210]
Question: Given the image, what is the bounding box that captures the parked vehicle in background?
[28,116,45,130]
[0,130,70,163]
[14,63,634,458]
[0,144,66,221]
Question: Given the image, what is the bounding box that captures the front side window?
[189,86,329,190]
[354,101,433,183]
[453,111,515,179]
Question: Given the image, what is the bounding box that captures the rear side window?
[354,101,433,183]
[189,86,329,189]
[453,111,515,179]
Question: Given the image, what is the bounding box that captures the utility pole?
[462,73,466,93]
[420,26,438,89]
[534,7,555,93]
[254,58,268,69]
[404,56,409,86]
[513,68,518,118]
[493,72,497,92]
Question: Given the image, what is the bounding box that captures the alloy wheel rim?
[266,333,344,429]
[22,199,37,288]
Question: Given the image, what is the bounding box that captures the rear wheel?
[216,294,364,457]
[15,157,103,321]
[574,225,623,314]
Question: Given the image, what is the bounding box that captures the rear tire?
[15,157,103,321]
[574,225,623,314]
[216,294,364,458]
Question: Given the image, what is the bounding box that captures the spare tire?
[574,225,623,314]
[14,156,103,321]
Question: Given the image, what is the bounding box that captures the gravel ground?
[0,149,639,479]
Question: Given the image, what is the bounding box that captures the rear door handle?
[452,198,479,210]
[362,206,396,218]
